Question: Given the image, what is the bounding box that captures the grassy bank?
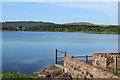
[2,72,38,79]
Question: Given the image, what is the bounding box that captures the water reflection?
[2,31,118,74]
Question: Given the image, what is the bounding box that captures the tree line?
[2,24,120,34]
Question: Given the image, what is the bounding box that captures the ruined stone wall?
[92,52,120,68]
[64,57,119,78]
[118,57,120,72]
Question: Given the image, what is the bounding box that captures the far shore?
[1,30,119,34]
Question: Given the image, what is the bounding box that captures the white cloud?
[1,0,119,2]
[52,2,118,16]
[18,58,43,63]
[10,58,52,64]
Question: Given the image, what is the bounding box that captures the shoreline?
[1,30,119,34]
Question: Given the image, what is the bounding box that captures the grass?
[2,72,53,80]
[113,72,120,76]
[2,72,38,79]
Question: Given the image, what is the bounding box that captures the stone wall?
[64,57,119,78]
[92,52,120,69]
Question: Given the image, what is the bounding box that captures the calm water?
[2,31,118,74]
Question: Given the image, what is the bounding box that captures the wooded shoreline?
[1,21,120,34]
[1,30,119,34]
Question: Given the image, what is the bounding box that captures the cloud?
[18,58,43,63]
[10,58,52,64]
[1,0,119,2]
[52,2,118,16]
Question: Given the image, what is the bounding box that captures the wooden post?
[86,55,88,63]
[64,51,66,58]
[71,56,73,58]
[114,56,118,74]
[63,51,66,72]
[55,49,57,64]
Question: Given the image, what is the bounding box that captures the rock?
[36,64,70,79]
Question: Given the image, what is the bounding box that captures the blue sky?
[2,2,118,25]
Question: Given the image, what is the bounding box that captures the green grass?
[2,72,52,80]
[2,72,38,79]
[113,72,120,76]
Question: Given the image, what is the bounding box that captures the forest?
[1,21,120,34]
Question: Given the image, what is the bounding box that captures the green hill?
[2,21,56,27]
[64,22,94,25]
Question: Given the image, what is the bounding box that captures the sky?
[2,2,118,25]
[1,0,119,2]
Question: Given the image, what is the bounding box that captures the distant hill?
[2,21,56,27]
[2,21,118,28]
[64,22,94,25]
